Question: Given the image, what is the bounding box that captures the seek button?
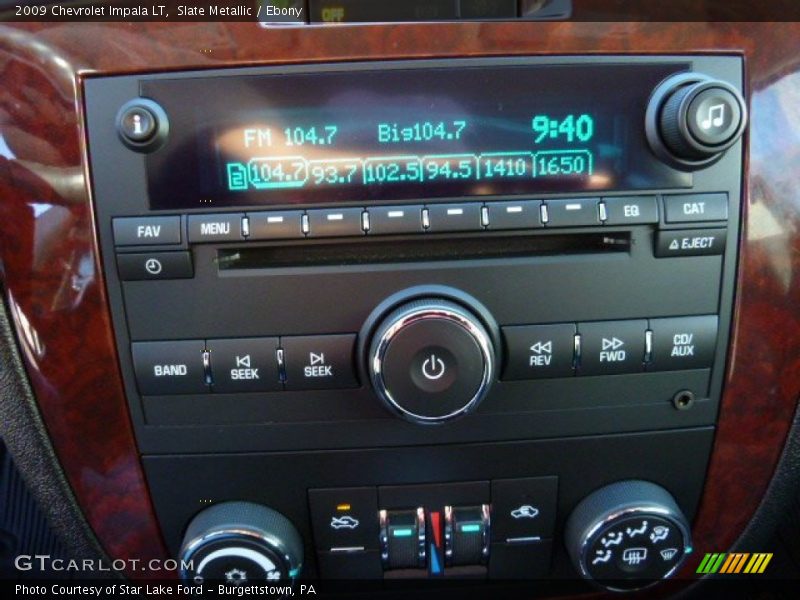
[282,334,358,391]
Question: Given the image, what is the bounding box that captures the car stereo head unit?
[85,55,743,585]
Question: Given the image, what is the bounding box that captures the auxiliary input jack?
[672,390,696,411]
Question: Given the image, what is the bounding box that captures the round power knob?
[179,502,303,586]
[368,298,496,424]
[565,481,692,591]
[646,73,746,170]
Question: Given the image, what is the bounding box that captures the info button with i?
[116,98,169,152]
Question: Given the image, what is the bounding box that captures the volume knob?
[368,297,496,424]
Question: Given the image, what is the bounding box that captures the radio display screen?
[143,63,691,210]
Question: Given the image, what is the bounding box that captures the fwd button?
[578,320,647,375]
[282,334,359,391]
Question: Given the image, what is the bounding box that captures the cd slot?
[217,232,631,270]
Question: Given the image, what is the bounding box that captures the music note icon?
[700,103,726,130]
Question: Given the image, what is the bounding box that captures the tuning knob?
[646,73,746,169]
[564,481,692,591]
[179,502,303,585]
[367,296,496,424]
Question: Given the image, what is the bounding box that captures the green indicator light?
[460,524,481,533]
[392,528,414,538]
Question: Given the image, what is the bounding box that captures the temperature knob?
[367,296,497,424]
[646,73,746,169]
[179,502,303,585]
[564,481,692,591]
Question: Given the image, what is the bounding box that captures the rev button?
[502,324,576,380]
[206,337,281,393]
[281,334,358,391]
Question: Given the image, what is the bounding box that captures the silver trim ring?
[370,302,494,424]
[179,527,300,583]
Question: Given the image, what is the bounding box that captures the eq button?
[602,196,659,225]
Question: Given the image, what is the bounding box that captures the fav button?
[131,340,208,395]
[281,334,359,390]
[113,216,181,246]
[206,337,281,393]
[309,487,380,552]
[578,320,647,375]
[648,315,718,371]
[502,324,576,380]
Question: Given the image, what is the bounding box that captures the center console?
[83,55,744,589]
